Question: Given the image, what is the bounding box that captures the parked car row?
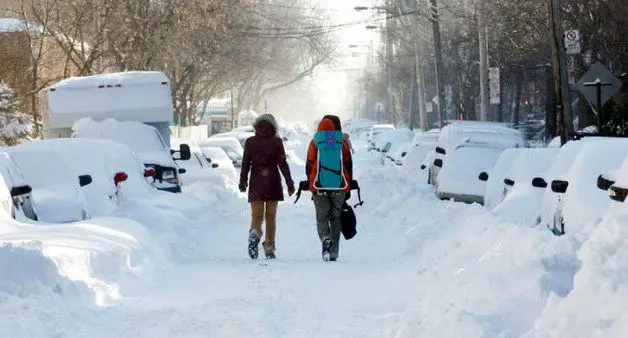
[392,120,628,237]
[0,132,234,224]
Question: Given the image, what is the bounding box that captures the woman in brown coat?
[239,114,295,259]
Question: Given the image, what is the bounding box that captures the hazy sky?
[293,0,378,121]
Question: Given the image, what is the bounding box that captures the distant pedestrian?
[343,132,355,154]
[240,114,295,259]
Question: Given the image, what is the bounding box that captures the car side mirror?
[597,174,614,191]
[504,178,515,186]
[532,177,547,188]
[114,172,128,185]
[435,146,446,155]
[178,168,187,174]
[433,158,443,168]
[178,144,191,161]
[478,172,489,181]
[551,180,569,194]
[609,185,628,203]
[212,163,219,168]
[10,185,32,197]
[420,164,426,170]
[144,168,156,177]
[78,175,93,187]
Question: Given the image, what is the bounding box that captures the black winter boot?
[322,238,332,262]
[248,232,260,259]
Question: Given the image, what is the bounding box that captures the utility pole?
[549,0,574,145]
[477,0,489,121]
[429,0,445,128]
[385,0,395,124]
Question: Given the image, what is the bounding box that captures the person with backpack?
[306,117,352,261]
[240,114,295,260]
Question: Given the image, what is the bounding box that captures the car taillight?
[114,172,128,185]
[144,168,156,177]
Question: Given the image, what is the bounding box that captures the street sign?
[564,29,581,54]
[576,62,622,113]
[489,67,500,104]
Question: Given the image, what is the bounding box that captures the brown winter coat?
[240,115,294,202]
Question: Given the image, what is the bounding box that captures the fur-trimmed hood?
[253,113,278,138]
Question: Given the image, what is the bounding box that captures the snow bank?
[0,214,167,306]
[529,211,628,337]
[0,243,89,298]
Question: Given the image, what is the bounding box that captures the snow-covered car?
[212,130,255,148]
[232,125,254,133]
[491,148,560,223]
[399,129,440,171]
[606,156,628,206]
[371,128,414,164]
[199,146,237,176]
[429,121,525,186]
[480,148,524,209]
[199,136,244,168]
[0,151,37,221]
[367,124,395,148]
[171,139,222,184]
[538,138,628,236]
[422,150,438,184]
[345,118,376,137]
[435,143,509,204]
[21,138,157,217]
[6,145,92,223]
[72,119,190,193]
[502,148,560,198]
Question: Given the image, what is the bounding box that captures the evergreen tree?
[0,82,33,145]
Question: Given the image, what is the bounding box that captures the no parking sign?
[564,29,581,54]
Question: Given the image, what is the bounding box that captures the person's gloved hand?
[288,185,295,196]
[239,182,247,193]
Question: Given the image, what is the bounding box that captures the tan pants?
[250,201,278,253]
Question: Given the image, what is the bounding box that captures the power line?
[240,9,421,38]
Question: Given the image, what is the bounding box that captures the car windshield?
[201,147,230,162]
[101,126,166,153]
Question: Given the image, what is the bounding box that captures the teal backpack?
[313,130,348,191]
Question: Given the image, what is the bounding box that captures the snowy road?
[33,174,422,337]
[1,142,601,337]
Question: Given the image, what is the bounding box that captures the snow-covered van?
[41,71,191,193]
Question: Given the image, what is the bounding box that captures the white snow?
[0,18,26,32]
[1,119,628,337]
